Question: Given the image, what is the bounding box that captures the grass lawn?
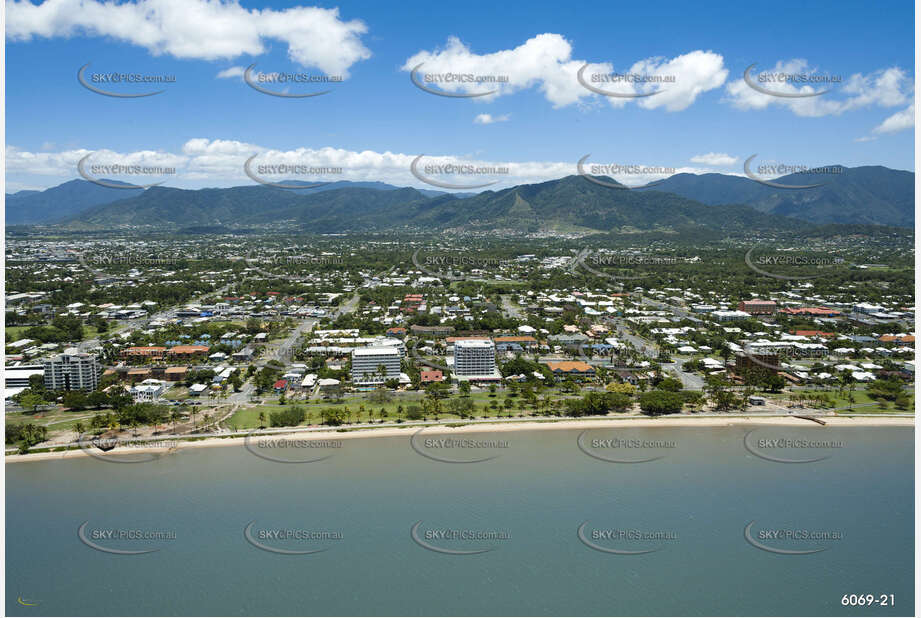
[5,326,32,341]
[766,388,913,414]
[163,386,189,399]
[224,389,569,429]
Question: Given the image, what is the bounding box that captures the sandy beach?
[6,414,913,463]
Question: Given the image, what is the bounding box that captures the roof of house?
[168,345,211,354]
[545,361,595,373]
[792,330,835,338]
[880,334,915,343]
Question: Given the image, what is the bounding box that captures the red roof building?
[738,299,777,315]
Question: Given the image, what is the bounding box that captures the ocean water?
[5,425,914,616]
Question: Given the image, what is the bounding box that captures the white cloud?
[216,66,245,79]
[690,152,737,166]
[474,113,510,124]
[872,103,914,134]
[8,139,710,190]
[628,50,728,112]
[724,60,912,117]
[402,34,726,110]
[6,0,371,76]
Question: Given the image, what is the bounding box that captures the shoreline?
[6,415,913,463]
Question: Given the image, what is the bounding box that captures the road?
[499,294,524,319]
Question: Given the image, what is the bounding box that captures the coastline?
[5,414,913,464]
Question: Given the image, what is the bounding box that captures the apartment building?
[351,346,402,386]
[453,339,496,378]
[43,348,101,391]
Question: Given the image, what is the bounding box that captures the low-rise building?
[544,361,596,380]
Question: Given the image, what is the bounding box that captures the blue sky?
[5,0,915,193]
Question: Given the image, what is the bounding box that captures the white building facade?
[351,346,402,386]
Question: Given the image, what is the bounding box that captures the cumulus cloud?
[725,60,913,117]
[216,66,245,79]
[474,113,510,124]
[690,152,737,166]
[627,50,728,111]
[872,103,914,134]
[7,139,707,190]
[402,34,726,110]
[6,0,371,76]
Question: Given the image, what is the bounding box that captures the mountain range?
[641,165,913,227]
[5,164,913,232]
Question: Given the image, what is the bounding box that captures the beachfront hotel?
[453,339,497,378]
[43,347,102,391]
[351,346,402,386]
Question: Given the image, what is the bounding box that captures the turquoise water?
[6,425,914,616]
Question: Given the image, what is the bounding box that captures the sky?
[4,0,915,193]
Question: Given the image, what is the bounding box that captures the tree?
[320,407,347,426]
[638,390,684,416]
[87,391,109,409]
[62,391,89,411]
[459,381,471,397]
[19,392,45,412]
[258,411,266,428]
[229,372,243,392]
[657,377,682,392]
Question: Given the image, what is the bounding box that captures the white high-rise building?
[351,347,401,386]
[43,348,101,391]
[454,339,496,377]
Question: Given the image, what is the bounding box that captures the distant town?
[5,232,914,454]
